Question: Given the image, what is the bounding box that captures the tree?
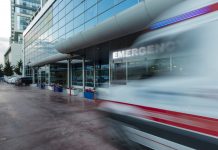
[0,64,4,77]
[4,61,13,76]
[14,59,22,75]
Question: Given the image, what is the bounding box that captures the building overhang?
[55,0,184,54]
[29,54,73,67]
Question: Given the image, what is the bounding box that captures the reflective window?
[53,22,58,32]
[98,0,114,14]
[59,0,65,11]
[85,4,97,22]
[98,8,114,23]
[58,9,65,20]
[59,17,65,28]
[74,0,83,7]
[53,5,59,16]
[66,29,74,38]
[85,17,97,30]
[114,0,125,5]
[74,14,84,28]
[66,21,74,33]
[72,63,83,86]
[74,2,84,18]
[66,0,74,14]
[113,0,138,14]
[85,0,97,9]
[74,25,84,34]
[85,62,94,87]
[65,0,72,5]
[66,11,74,23]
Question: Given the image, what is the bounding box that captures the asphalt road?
[0,83,123,150]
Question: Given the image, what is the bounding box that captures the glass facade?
[15,0,40,10]
[50,63,67,86]
[24,0,142,68]
[17,16,31,30]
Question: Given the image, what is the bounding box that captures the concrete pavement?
[0,83,123,150]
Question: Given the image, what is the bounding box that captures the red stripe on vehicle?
[96,99,218,138]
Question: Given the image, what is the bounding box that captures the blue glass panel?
[66,10,74,23]
[114,0,125,5]
[74,25,84,34]
[59,0,65,11]
[53,23,58,32]
[74,0,83,7]
[65,0,72,5]
[58,8,65,20]
[74,2,84,17]
[85,17,97,30]
[98,8,115,23]
[113,0,138,14]
[53,30,58,40]
[59,34,66,40]
[85,0,97,9]
[98,0,114,14]
[66,20,74,33]
[59,17,65,28]
[85,4,97,21]
[66,0,74,14]
[53,5,59,16]
[53,15,59,24]
[53,0,59,9]
[66,29,74,38]
[74,14,84,28]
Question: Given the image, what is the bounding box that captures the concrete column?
[22,40,25,77]
[109,51,111,86]
[36,67,39,84]
[38,68,40,85]
[32,68,35,84]
[126,58,128,84]
[67,59,72,89]
[82,57,85,92]
[40,0,43,8]
[170,55,173,72]
[93,61,96,88]
[48,65,51,85]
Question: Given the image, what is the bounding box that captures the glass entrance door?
[112,61,127,85]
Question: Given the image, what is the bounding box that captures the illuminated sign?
[112,42,176,59]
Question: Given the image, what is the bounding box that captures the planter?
[39,84,45,89]
[67,89,80,96]
[48,86,53,91]
[54,86,63,92]
[30,84,37,87]
[84,91,95,100]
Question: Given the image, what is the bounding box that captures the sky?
[0,0,10,64]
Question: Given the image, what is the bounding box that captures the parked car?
[9,77,20,84]
[4,76,13,83]
[15,77,32,86]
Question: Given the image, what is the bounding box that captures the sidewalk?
[0,83,122,150]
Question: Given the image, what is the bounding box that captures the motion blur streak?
[97,0,218,150]
[149,2,218,30]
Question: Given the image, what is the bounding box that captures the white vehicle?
[10,77,20,84]
[4,76,12,83]
[98,1,218,150]
[4,76,21,84]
